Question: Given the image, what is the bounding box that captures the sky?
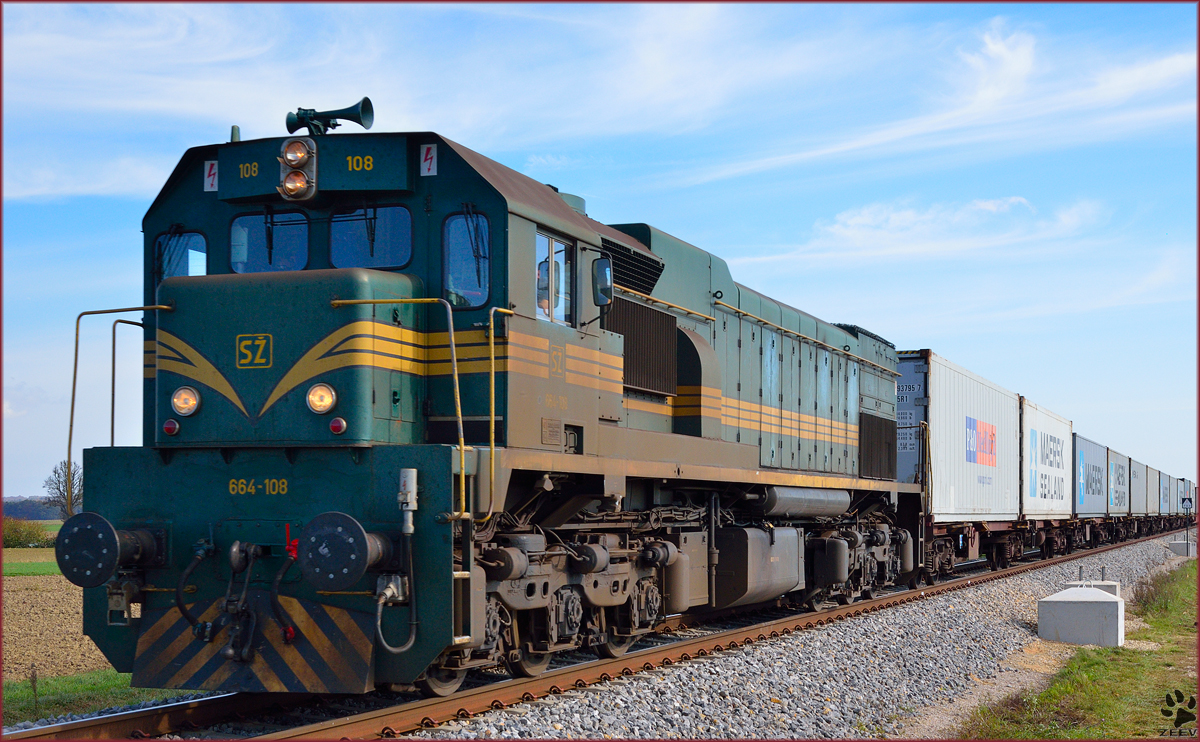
[3,3,1196,500]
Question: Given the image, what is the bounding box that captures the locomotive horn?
[286,97,374,136]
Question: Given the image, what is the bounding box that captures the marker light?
[283,170,310,197]
[283,140,311,168]
[307,383,336,414]
[329,417,347,435]
[163,419,180,436]
[171,386,200,416]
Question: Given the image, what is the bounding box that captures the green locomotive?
[57,99,918,696]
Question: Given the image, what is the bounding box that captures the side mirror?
[592,257,613,307]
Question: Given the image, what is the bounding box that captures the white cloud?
[729,195,1099,266]
[3,155,176,199]
[956,19,1036,108]
[3,400,25,419]
[674,19,1196,186]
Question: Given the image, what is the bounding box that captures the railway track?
[8,528,1186,741]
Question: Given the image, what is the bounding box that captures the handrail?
[484,307,515,524]
[111,320,144,446]
[614,285,715,322]
[330,298,469,520]
[69,305,174,515]
[711,299,900,377]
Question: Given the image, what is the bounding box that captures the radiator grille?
[601,297,676,395]
[859,413,897,480]
[601,237,664,295]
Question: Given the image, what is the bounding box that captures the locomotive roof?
[148,133,655,261]
[443,136,653,257]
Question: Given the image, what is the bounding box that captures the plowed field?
[2,575,111,682]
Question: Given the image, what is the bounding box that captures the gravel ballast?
[407,536,1183,739]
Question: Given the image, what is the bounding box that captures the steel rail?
[1,692,313,741]
[712,299,900,377]
[330,297,468,520]
[67,305,173,516]
[255,528,1185,740]
[110,319,144,446]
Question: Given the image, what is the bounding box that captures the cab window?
[230,211,308,273]
[536,231,574,324]
[331,205,413,269]
[443,212,489,308]
[156,231,207,282]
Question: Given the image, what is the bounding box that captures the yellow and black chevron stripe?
[132,592,374,693]
[154,330,248,415]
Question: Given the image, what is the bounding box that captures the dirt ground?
[2,575,112,682]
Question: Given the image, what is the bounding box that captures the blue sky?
[3,3,1196,499]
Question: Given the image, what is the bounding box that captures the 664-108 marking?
[229,478,288,495]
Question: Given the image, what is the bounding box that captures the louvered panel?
[601,297,676,395]
[601,237,665,295]
[859,412,896,480]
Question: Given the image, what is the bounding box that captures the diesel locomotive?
[56,99,1187,698]
[56,99,920,696]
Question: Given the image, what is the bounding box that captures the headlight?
[307,383,336,414]
[171,386,200,416]
[283,140,311,168]
[283,170,310,196]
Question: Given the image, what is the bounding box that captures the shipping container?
[1159,472,1171,515]
[897,350,1019,522]
[1146,467,1160,515]
[1174,477,1185,515]
[1073,434,1108,518]
[1129,459,1149,516]
[1019,397,1072,520]
[1107,450,1131,516]
[1185,480,1196,515]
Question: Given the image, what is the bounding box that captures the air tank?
[757,487,851,518]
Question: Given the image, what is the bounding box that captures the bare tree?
[43,460,83,520]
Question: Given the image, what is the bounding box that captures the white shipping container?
[1020,397,1072,520]
[1129,459,1148,516]
[1107,450,1130,516]
[1073,434,1108,518]
[1146,467,1160,515]
[897,351,1019,522]
[1159,472,1171,515]
[1174,477,1185,515]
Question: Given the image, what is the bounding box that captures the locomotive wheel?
[596,633,638,659]
[835,594,851,606]
[508,648,553,677]
[415,666,468,697]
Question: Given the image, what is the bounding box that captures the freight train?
[55,99,1192,697]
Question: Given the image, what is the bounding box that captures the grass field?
[3,547,60,576]
[959,559,1198,739]
[4,562,62,577]
[35,521,63,534]
[2,669,187,726]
